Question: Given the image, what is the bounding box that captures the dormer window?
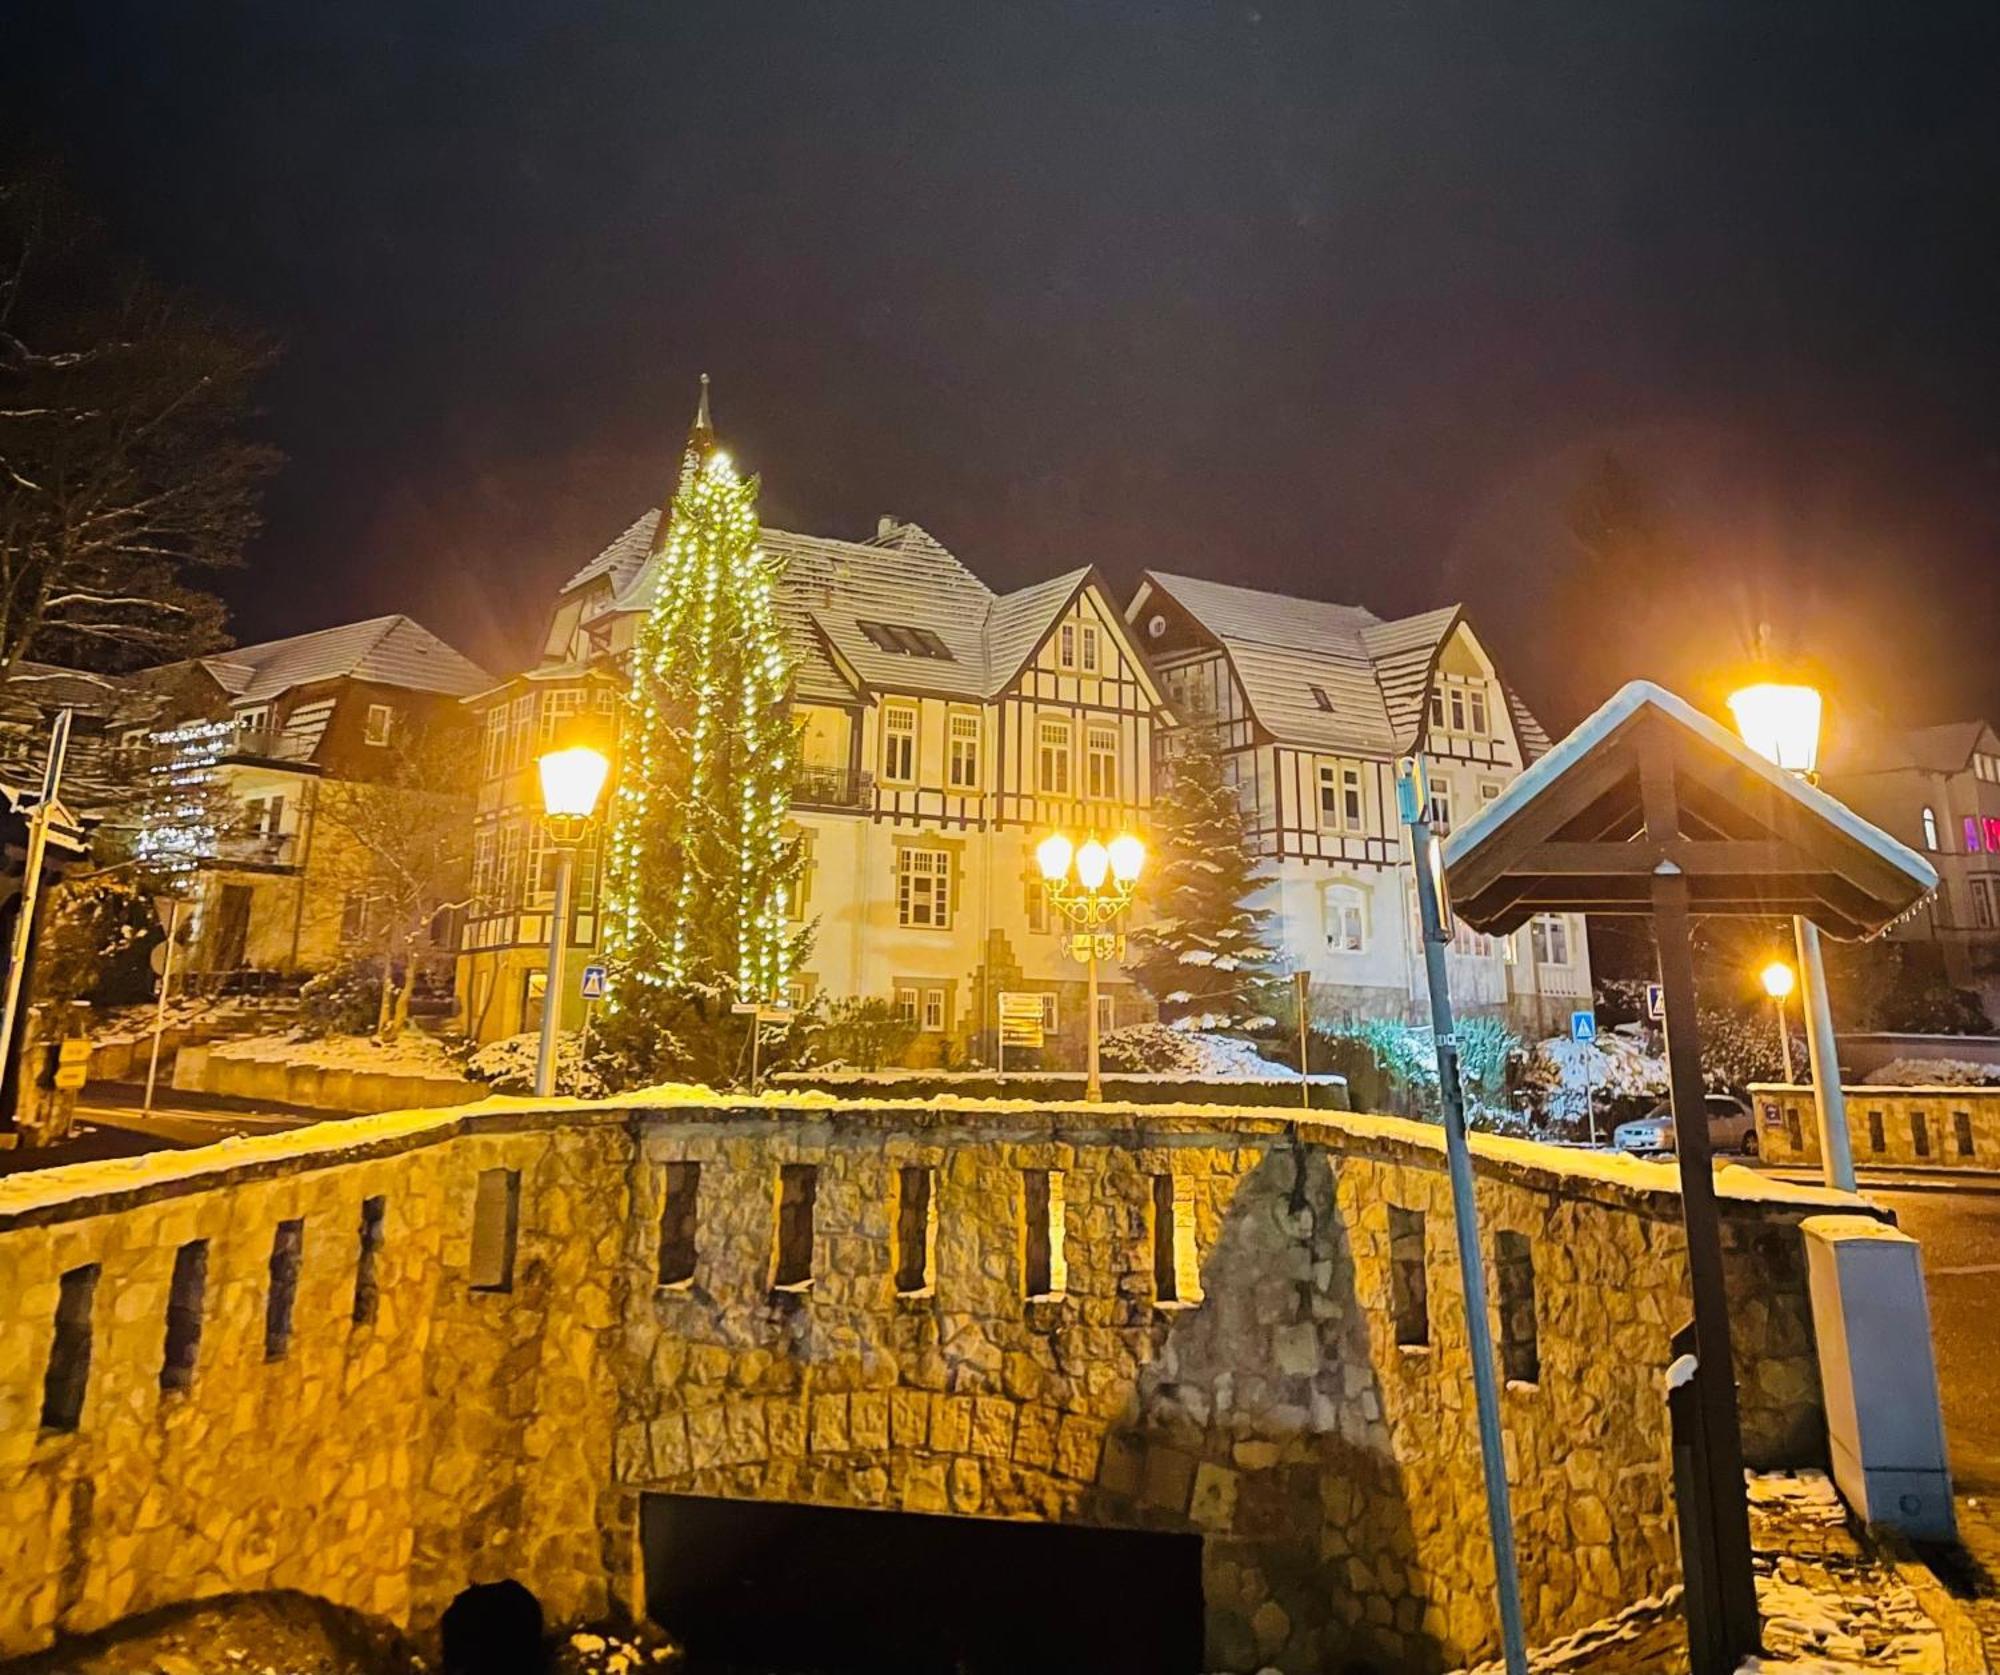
[859,620,953,660]
[364,703,396,746]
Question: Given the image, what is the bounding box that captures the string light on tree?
[601,377,804,1024]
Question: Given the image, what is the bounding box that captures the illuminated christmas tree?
[601,378,803,1062]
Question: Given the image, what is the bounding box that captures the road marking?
[1927,1263,2000,1277]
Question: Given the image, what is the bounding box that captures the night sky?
[10,3,2000,732]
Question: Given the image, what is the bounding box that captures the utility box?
[1802,1214,1954,1542]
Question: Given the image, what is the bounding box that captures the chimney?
[876,515,900,541]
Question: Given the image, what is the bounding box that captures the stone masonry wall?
[1753,1080,2000,1171]
[0,1097,1868,1671]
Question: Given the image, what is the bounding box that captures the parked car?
[1612,1094,1758,1157]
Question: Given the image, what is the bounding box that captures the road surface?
[0,1081,321,1176]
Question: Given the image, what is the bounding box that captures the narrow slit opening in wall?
[894,1165,935,1295]
[1495,1229,1539,1385]
[659,1161,700,1287]
[771,1163,817,1291]
[264,1218,305,1360]
[469,1169,520,1292]
[160,1239,209,1394]
[1151,1174,1177,1303]
[1868,1110,1886,1154]
[353,1195,385,1324]
[1912,1110,1931,1158]
[1955,1111,1974,1158]
[41,1263,99,1432]
[1388,1206,1429,1349]
[1023,1168,1066,1299]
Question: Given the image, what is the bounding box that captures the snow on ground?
[1539,1027,1668,1115]
[1181,1031,1298,1079]
[1865,1057,2000,1088]
[206,1029,469,1079]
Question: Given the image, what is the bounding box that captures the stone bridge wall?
[1753,1080,2000,1171]
[0,1096,1866,1672]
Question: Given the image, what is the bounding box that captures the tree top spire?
[653,372,721,553]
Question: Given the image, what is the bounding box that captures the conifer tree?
[600,380,804,1076]
[1126,710,1274,1028]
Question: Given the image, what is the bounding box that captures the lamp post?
[1760,959,1796,1085]
[1036,831,1143,1101]
[534,745,610,1099]
[1727,682,1855,1190]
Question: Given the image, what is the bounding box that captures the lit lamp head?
[1107,833,1145,885]
[1074,838,1110,892]
[538,744,610,843]
[1760,960,1796,1002]
[1727,682,1822,779]
[1036,832,1074,884]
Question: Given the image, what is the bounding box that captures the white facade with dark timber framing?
[457,507,1169,1062]
[1127,571,1591,1032]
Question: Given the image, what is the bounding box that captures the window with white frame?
[1529,915,1571,966]
[1038,718,1072,795]
[1974,878,1996,930]
[1432,679,1491,738]
[922,988,947,1032]
[1428,778,1453,834]
[1318,761,1365,831]
[897,848,953,928]
[1922,806,1939,851]
[508,694,536,771]
[1096,992,1114,1037]
[235,705,269,735]
[1038,993,1059,1031]
[1080,624,1101,673]
[1323,881,1367,953]
[525,827,560,908]
[364,703,396,746]
[539,687,586,746]
[1058,623,1077,669]
[471,828,496,911]
[496,821,525,909]
[1086,725,1118,800]
[882,704,917,785]
[1478,778,1503,805]
[482,707,509,779]
[947,711,981,790]
[895,987,919,1024]
[1025,874,1049,934]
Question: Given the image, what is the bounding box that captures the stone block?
[809,1394,850,1454]
[1055,1414,1101,1482]
[970,1398,1017,1460]
[848,1392,889,1452]
[889,1389,930,1449]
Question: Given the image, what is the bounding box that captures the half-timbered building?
[1126,571,1590,1032]
[456,510,1168,1060]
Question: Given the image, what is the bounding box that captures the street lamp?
[1037,830,1143,1101]
[1727,681,1855,1190]
[535,745,610,1097]
[1760,959,1796,1085]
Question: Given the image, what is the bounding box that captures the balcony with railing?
[224,727,319,765]
[794,766,874,810]
[209,830,299,869]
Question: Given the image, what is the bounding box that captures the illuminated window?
[882,704,917,785]
[1988,817,2000,854]
[508,694,536,771]
[1968,816,1985,854]
[1323,882,1367,953]
[897,849,953,929]
[482,707,508,778]
[947,711,981,790]
[538,687,585,746]
[1086,725,1118,799]
[1922,806,1939,851]
[1038,718,1072,795]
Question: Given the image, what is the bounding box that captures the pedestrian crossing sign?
[579,964,608,1000]
[1570,1010,1597,1044]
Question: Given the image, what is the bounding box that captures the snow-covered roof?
[561,510,1123,704]
[1135,572,1546,759]
[1825,717,1996,779]
[1443,680,1940,937]
[142,616,493,705]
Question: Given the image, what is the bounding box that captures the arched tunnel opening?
[641,1492,1203,1674]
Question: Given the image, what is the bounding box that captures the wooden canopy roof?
[1442,681,1938,939]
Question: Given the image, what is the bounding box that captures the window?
[1867,1110,1885,1154]
[161,1240,209,1394]
[772,1164,817,1291]
[947,711,981,790]
[483,706,509,779]
[235,705,269,734]
[1448,687,1467,733]
[1967,816,1985,854]
[353,1196,385,1325]
[922,988,947,1032]
[1495,1231,1539,1385]
[40,1264,99,1432]
[659,1162,700,1286]
[364,703,395,746]
[858,620,953,659]
[525,827,561,908]
[1428,779,1453,834]
[1388,1207,1429,1348]
[1038,993,1059,1032]
[895,1167,936,1295]
[1097,992,1114,1038]
[882,704,917,785]
[1318,761,1365,831]
[1309,684,1334,712]
[895,987,919,1024]
[1530,916,1571,966]
[265,1219,305,1361]
[469,1169,521,1292]
[1086,725,1118,800]
[508,694,536,771]
[1023,1168,1067,1298]
[1478,779,1503,805]
[1428,690,1445,730]
[1973,879,1996,930]
[1922,806,1939,851]
[1026,874,1049,934]
[1954,1110,1975,1159]
[1323,882,1367,954]
[339,893,369,944]
[1080,624,1101,673]
[897,849,953,928]
[497,822,526,910]
[1912,1110,1932,1158]
[1058,623,1077,669]
[1038,718,1072,794]
[539,687,585,746]
[1469,688,1489,735]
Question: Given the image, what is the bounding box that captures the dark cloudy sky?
[10,2,2000,729]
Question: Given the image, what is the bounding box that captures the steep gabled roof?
[141,616,492,705]
[1826,719,1995,779]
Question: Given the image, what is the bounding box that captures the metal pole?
[143,900,182,1115]
[577,997,593,1098]
[1293,969,1312,1109]
[1794,917,1853,1191]
[1584,1052,1599,1148]
[1774,993,1794,1086]
[748,1007,763,1095]
[1403,769,1529,1675]
[0,711,71,1110]
[533,842,574,1098]
[1084,933,1102,1102]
